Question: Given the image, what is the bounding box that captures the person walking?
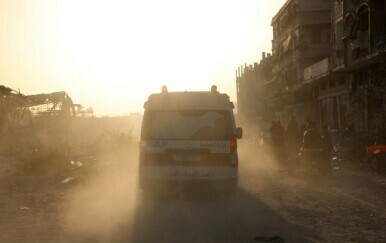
[270,121,278,147]
[300,121,324,175]
[270,120,285,162]
[276,121,285,162]
[276,121,285,147]
[287,116,298,135]
[321,124,333,176]
[302,121,321,149]
[286,116,299,174]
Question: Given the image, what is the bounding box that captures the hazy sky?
[1,0,286,116]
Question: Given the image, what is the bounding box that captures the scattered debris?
[61,177,77,184]
[70,160,83,168]
[20,206,30,210]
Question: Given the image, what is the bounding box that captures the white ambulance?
[139,86,242,196]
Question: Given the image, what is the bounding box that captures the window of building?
[360,13,369,32]
[329,80,336,88]
[321,27,330,44]
[352,47,361,60]
[321,82,327,90]
[353,71,365,90]
[335,20,343,49]
[339,76,346,86]
[339,95,349,129]
[312,30,320,43]
[359,6,369,32]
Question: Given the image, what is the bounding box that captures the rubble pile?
[0,85,138,178]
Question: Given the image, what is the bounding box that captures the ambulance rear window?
[142,110,232,140]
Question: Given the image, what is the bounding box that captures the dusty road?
[0,142,386,243]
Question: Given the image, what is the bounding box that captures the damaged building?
[0,86,93,159]
[237,0,331,126]
[0,86,30,132]
[340,0,386,131]
[269,0,331,125]
[237,0,386,132]
[305,0,386,131]
[236,52,273,124]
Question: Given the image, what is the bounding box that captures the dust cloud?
[58,122,283,242]
[60,145,139,242]
[237,123,281,172]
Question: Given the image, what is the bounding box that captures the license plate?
[173,154,201,162]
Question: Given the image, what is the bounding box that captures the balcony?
[303,58,330,83]
[296,43,330,59]
[295,11,331,26]
[298,0,330,12]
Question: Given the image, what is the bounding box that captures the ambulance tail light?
[230,137,238,168]
[230,137,237,152]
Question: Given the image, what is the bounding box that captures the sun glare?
[1,0,285,115]
[47,0,246,114]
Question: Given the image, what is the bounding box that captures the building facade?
[237,0,386,132]
[342,0,386,131]
[236,53,273,123]
[269,0,331,125]
[306,0,386,131]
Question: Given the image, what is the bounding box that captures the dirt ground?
[0,142,385,243]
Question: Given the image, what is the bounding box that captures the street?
[1,1,385,242]
[0,142,385,243]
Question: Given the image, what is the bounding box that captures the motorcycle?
[366,144,386,176]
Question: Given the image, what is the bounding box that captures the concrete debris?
[70,160,83,168]
[61,177,77,184]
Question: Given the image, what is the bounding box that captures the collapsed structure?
[0,85,93,159]
[1,85,141,165]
